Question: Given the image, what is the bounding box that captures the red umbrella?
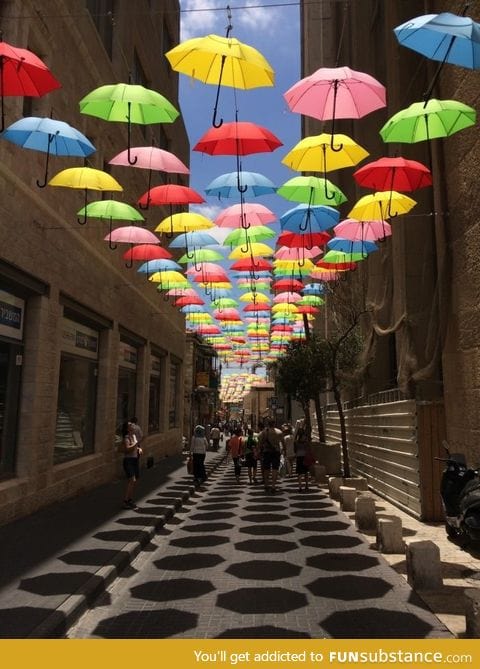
[272,278,305,292]
[137,184,204,210]
[122,244,172,261]
[174,296,205,307]
[353,156,432,192]
[213,308,242,320]
[278,230,331,249]
[0,41,61,130]
[230,258,272,271]
[244,304,271,312]
[316,260,356,270]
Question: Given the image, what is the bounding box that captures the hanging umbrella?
[174,296,205,307]
[379,98,476,143]
[239,292,270,303]
[1,116,95,187]
[277,175,346,206]
[79,83,179,165]
[205,171,276,198]
[168,230,219,249]
[213,308,242,321]
[0,40,61,131]
[348,191,417,221]
[186,262,230,283]
[316,259,357,271]
[178,248,223,264]
[48,167,123,224]
[280,204,340,233]
[109,145,189,173]
[149,269,188,284]
[228,242,274,260]
[334,219,392,242]
[211,298,239,308]
[277,230,331,250]
[230,258,272,272]
[224,225,275,248]
[274,246,322,261]
[321,250,369,264]
[155,212,213,236]
[273,291,302,303]
[137,183,204,210]
[215,203,276,228]
[165,18,275,127]
[394,12,480,70]
[327,238,378,257]
[272,278,305,292]
[284,65,386,144]
[77,200,144,251]
[105,226,160,246]
[194,121,282,193]
[303,283,325,294]
[353,156,432,192]
[123,244,172,262]
[137,259,181,274]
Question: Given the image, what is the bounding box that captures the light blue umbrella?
[327,238,378,256]
[205,171,276,198]
[137,259,181,273]
[180,305,205,313]
[394,12,480,70]
[280,204,340,233]
[1,116,96,187]
[303,283,325,295]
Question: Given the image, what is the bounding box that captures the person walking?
[244,428,259,484]
[130,416,143,447]
[282,423,295,477]
[121,421,143,510]
[228,428,244,483]
[210,424,221,451]
[293,418,312,492]
[190,425,208,487]
[257,418,284,494]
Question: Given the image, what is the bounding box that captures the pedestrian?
[121,421,143,510]
[130,416,143,447]
[244,428,259,484]
[257,418,284,494]
[210,424,221,451]
[293,418,311,492]
[190,424,208,486]
[228,428,244,483]
[282,423,295,476]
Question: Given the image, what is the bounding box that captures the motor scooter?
[437,441,480,545]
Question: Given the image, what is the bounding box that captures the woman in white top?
[190,424,208,486]
[122,421,143,509]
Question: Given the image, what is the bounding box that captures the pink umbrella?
[166,287,197,297]
[213,308,242,321]
[274,246,323,260]
[105,226,160,252]
[186,263,230,283]
[284,66,386,146]
[273,292,302,303]
[334,218,391,242]
[215,202,276,228]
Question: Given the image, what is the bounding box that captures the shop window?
[116,340,138,436]
[148,355,162,432]
[0,341,22,476]
[169,361,180,428]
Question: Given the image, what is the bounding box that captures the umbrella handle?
[77,189,89,225]
[194,259,202,272]
[162,291,170,302]
[36,133,55,188]
[125,244,134,268]
[240,230,250,254]
[329,135,343,153]
[127,104,138,165]
[138,196,150,211]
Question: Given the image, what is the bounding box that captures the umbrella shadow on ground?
[234,539,298,553]
[58,549,130,566]
[217,587,307,614]
[19,572,110,607]
[93,608,198,638]
[290,501,331,509]
[244,504,288,512]
[216,625,310,638]
[320,607,436,638]
[169,535,230,549]
[306,552,380,572]
[300,534,363,549]
[189,511,236,521]
[180,522,234,533]
[226,560,302,581]
[196,503,239,510]
[242,513,290,523]
[115,515,159,526]
[295,520,351,532]
[291,509,337,519]
[239,524,294,536]
[0,606,67,639]
[93,529,151,543]
[154,553,225,571]
[131,578,215,602]
[306,574,393,600]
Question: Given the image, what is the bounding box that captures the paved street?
[67,458,451,639]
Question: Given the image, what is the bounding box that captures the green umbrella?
[380,98,476,143]
[223,225,276,248]
[77,199,144,247]
[277,175,347,206]
[178,248,223,264]
[211,297,239,308]
[321,250,368,264]
[297,295,325,306]
[79,83,179,165]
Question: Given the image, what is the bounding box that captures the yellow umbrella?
[185,314,214,323]
[274,258,315,271]
[165,24,274,127]
[238,292,270,303]
[148,270,188,284]
[348,191,417,221]
[155,212,213,235]
[228,242,274,260]
[272,303,299,313]
[282,133,369,174]
[48,167,123,224]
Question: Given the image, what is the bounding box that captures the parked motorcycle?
[437,441,480,545]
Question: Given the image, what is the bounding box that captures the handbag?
[186,455,193,474]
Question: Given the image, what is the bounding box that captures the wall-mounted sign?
[0,289,24,341]
[61,317,98,360]
[196,371,210,388]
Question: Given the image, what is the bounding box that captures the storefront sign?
[0,290,24,341]
[119,341,138,369]
[196,371,210,387]
[61,317,98,359]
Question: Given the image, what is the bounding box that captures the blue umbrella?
[303,283,325,295]
[327,238,378,256]
[280,204,340,233]
[1,116,96,187]
[180,305,206,313]
[394,12,480,70]
[205,171,276,198]
[137,259,181,273]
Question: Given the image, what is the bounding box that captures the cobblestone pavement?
[67,460,452,639]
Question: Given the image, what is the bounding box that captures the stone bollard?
[343,477,368,492]
[355,495,377,530]
[313,463,328,484]
[328,476,344,500]
[339,486,357,512]
[465,588,480,638]
[376,516,405,553]
[406,541,443,590]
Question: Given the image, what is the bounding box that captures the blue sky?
[176,1,302,378]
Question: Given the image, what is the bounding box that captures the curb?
[27,453,227,638]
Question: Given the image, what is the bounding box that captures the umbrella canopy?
[105,226,159,245]
[155,212,213,234]
[194,121,282,156]
[379,98,476,143]
[394,12,480,70]
[230,258,272,271]
[278,230,331,249]
[348,191,417,220]
[138,184,204,208]
[327,238,378,256]
[79,83,179,165]
[229,242,274,260]
[334,219,391,242]
[49,166,122,191]
[239,292,270,303]
[353,157,432,191]
[216,203,276,228]
[174,296,205,307]
[109,146,189,173]
[137,259,181,273]
[280,204,340,233]
[168,230,219,249]
[224,225,275,247]
[77,200,144,242]
[149,270,188,284]
[205,171,276,198]
[123,244,172,262]
[272,278,305,292]
[275,246,322,261]
[284,65,386,122]
[277,175,347,206]
[0,40,61,131]
[178,248,224,264]
[282,133,369,172]
[211,298,239,308]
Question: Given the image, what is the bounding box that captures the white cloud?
[190,203,223,220]
[180,0,223,40]
[236,2,275,32]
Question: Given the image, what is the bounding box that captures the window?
[148,355,162,432]
[54,318,99,464]
[169,361,180,428]
[116,340,138,434]
[86,0,114,59]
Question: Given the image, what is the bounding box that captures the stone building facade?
[301,1,480,463]
[0,0,190,524]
